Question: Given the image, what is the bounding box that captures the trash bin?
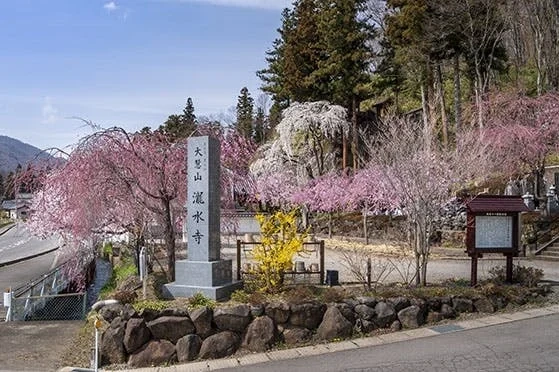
[326,270,339,286]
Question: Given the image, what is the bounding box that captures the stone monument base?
[162,281,243,301]
[162,259,243,301]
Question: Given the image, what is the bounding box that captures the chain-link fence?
[10,292,87,321]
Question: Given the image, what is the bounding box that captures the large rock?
[243,316,276,352]
[98,303,124,323]
[316,306,353,341]
[474,297,495,313]
[189,306,214,338]
[121,303,138,321]
[426,311,445,323]
[199,331,241,359]
[356,296,377,307]
[452,297,474,313]
[397,305,425,329]
[289,303,326,329]
[354,304,376,321]
[265,302,291,324]
[138,308,160,322]
[128,340,176,368]
[387,297,410,313]
[176,334,202,362]
[354,318,376,333]
[160,308,190,317]
[213,305,252,333]
[124,318,152,353]
[334,302,355,324]
[101,324,126,366]
[282,326,312,345]
[440,304,456,319]
[374,302,397,328]
[147,316,195,343]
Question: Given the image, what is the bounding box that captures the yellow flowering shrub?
[249,210,307,293]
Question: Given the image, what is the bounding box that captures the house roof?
[1,200,29,210]
[466,195,530,213]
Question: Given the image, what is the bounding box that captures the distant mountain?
[0,135,50,175]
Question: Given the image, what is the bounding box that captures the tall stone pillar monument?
[163,136,241,300]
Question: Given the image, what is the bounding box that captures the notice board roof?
[466,195,530,213]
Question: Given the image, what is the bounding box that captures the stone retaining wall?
[98,287,549,368]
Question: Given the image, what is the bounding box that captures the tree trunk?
[453,54,462,140]
[163,199,176,282]
[352,97,359,171]
[328,212,332,239]
[420,83,431,151]
[436,63,449,150]
[342,133,348,169]
[363,210,368,245]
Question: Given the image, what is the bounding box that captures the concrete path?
[0,223,60,267]
[98,304,559,372]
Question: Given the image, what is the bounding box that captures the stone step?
[540,250,559,257]
[534,255,559,262]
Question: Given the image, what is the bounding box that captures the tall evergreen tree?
[159,97,197,139]
[236,87,255,139]
[253,106,266,144]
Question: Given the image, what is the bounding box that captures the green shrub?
[188,292,216,309]
[488,265,544,287]
[133,299,168,312]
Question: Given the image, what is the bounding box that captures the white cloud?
[157,0,291,10]
[41,97,59,124]
[103,1,119,12]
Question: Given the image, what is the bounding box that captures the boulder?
[473,297,495,313]
[387,297,410,313]
[124,318,152,354]
[426,311,445,323]
[138,307,160,322]
[176,334,202,362]
[334,302,355,324]
[265,302,291,324]
[160,308,190,317]
[199,331,241,360]
[426,297,442,312]
[374,302,397,328]
[98,303,124,323]
[397,305,425,329]
[250,304,265,318]
[390,320,402,332]
[440,304,456,319]
[189,306,214,338]
[342,298,359,309]
[354,304,376,321]
[147,316,195,343]
[316,306,353,341]
[213,305,252,333]
[101,324,126,366]
[282,326,312,345]
[489,295,507,310]
[243,316,276,352]
[410,298,428,316]
[356,296,377,307]
[121,303,138,321]
[354,318,376,333]
[128,340,176,368]
[452,297,474,313]
[289,303,326,329]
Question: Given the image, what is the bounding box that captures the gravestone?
[163,136,242,300]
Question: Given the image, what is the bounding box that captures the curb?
[62,303,559,372]
[0,223,15,237]
[0,246,59,268]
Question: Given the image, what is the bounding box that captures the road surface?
[219,313,559,372]
[0,223,59,266]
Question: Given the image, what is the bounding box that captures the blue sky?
[0,0,290,151]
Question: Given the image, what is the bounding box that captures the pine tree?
[181,97,197,134]
[159,97,197,139]
[254,107,266,144]
[236,87,254,139]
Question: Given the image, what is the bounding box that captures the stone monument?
[163,136,241,300]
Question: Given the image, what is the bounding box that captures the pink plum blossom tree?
[482,91,559,196]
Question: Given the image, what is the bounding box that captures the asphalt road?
[220,313,559,372]
[0,223,59,266]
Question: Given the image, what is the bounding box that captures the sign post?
[466,195,529,286]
